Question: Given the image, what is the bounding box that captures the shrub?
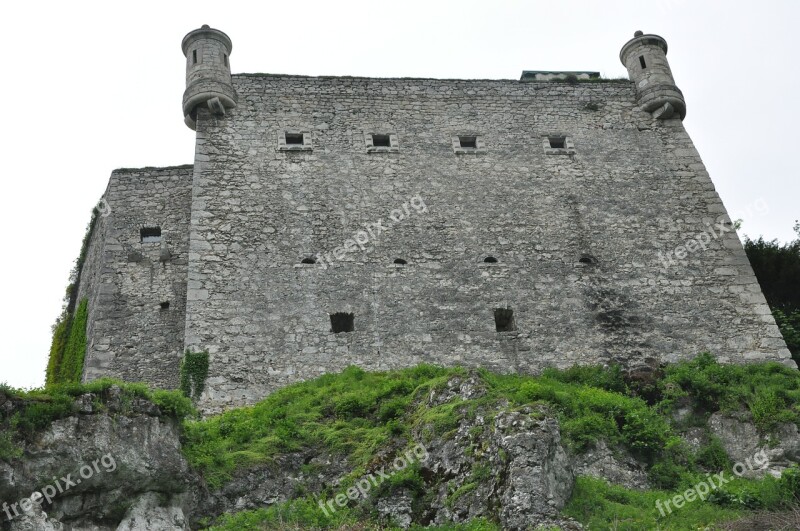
[773,309,800,363]
[744,226,800,313]
[151,390,196,418]
[660,353,800,432]
[695,436,732,472]
[621,408,670,454]
[541,364,627,394]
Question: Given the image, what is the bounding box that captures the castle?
[74,26,795,413]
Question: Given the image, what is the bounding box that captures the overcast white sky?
[1,0,798,389]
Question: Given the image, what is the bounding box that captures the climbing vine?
[59,299,89,383]
[180,351,210,400]
[46,205,100,386]
[46,299,89,385]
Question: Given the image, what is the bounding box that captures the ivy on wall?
[180,351,210,400]
[46,317,70,385]
[46,206,100,386]
[60,299,89,383]
[46,299,89,385]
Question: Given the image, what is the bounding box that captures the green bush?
[621,408,670,454]
[705,465,800,511]
[0,431,22,461]
[659,353,800,431]
[773,308,800,362]
[695,436,732,472]
[151,390,195,418]
[541,364,627,394]
[744,222,800,363]
[744,224,800,314]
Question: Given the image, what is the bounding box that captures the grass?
[563,476,745,530]
[205,497,500,530]
[5,356,800,528]
[657,352,800,431]
[182,365,449,489]
[183,357,800,490]
[182,356,800,529]
[563,468,800,530]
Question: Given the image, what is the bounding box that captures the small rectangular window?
[223,54,228,67]
[459,136,477,149]
[285,133,304,145]
[160,301,170,310]
[548,136,566,149]
[330,312,354,333]
[192,50,197,64]
[372,134,391,147]
[140,227,162,243]
[494,308,516,332]
[365,132,398,152]
[639,56,647,69]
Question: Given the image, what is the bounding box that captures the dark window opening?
[285,133,304,145]
[639,55,647,69]
[330,312,354,333]
[160,301,170,310]
[494,308,516,332]
[372,134,391,147]
[301,257,316,265]
[548,137,566,149]
[459,136,477,149]
[223,54,228,67]
[579,254,597,265]
[394,258,407,265]
[483,256,498,263]
[140,227,162,243]
[192,50,197,64]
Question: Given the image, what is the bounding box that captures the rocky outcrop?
[2,378,584,530]
[0,388,198,531]
[196,374,582,529]
[571,440,650,490]
[7,375,798,529]
[414,377,577,529]
[709,411,800,478]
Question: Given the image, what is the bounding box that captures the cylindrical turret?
[181,25,237,130]
[620,31,686,120]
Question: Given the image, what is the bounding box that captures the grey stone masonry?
[75,28,794,414]
[80,166,192,389]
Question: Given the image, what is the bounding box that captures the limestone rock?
[116,492,188,531]
[0,391,198,530]
[709,411,800,477]
[572,440,650,489]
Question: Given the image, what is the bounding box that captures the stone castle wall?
[81,166,193,388]
[173,75,793,412]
